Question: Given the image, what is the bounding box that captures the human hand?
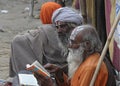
[34,73,54,86]
[43,63,69,86]
[44,63,61,73]
[44,63,67,84]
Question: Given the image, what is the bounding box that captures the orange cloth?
[71,53,108,86]
[40,2,61,24]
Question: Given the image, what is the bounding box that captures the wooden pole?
[90,11,120,86]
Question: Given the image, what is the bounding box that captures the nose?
[68,43,80,49]
[57,28,68,34]
[57,28,63,33]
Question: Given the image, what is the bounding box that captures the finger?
[44,63,52,68]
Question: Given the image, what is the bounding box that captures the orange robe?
[71,53,108,86]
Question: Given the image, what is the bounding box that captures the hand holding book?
[44,63,68,85]
[44,63,61,73]
[26,61,68,86]
[26,60,50,77]
[34,72,54,86]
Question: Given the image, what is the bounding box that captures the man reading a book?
[7,2,83,86]
[5,2,62,86]
[34,7,83,86]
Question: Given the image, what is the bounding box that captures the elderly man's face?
[68,34,82,49]
[55,21,72,47]
[55,21,71,34]
[67,33,85,78]
[67,44,84,78]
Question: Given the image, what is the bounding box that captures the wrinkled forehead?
[70,26,84,40]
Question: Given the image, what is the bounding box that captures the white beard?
[67,47,84,79]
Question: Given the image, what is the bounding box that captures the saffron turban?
[52,7,83,25]
[40,2,61,24]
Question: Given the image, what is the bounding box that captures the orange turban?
[40,2,61,24]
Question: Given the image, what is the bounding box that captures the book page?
[18,74,39,86]
[26,60,50,77]
[32,61,49,75]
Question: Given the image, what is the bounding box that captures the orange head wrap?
[40,2,61,24]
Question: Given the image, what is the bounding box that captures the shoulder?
[40,24,56,32]
[80,53,107,71]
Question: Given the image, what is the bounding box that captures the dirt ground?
[0,0,45,80]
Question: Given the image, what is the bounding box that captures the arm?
[44,63,69,86]
[9,29,46,77]
[10,34,37,77]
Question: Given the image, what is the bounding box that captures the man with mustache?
[67,25,107,86]
[68,25,116,86]
[41,25,116,86]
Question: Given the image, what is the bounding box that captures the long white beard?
[58,33,70,56]
[67,47,84,79]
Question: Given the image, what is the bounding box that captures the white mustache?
[67,48,84,78]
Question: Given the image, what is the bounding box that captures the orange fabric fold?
[40,2,61,24]
[71,53,108,86]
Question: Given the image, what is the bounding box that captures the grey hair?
[76,25,103,57]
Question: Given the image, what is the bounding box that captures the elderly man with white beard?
[40,24,116,86]
[67,24,116,86]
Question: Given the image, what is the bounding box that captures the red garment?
[71,53,108,86]
[40,2,61,24]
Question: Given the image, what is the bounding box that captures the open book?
[18,73,39,86]
[26,60,50,77]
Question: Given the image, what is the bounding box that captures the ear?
[84,41,91,50]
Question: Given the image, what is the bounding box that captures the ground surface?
[0,0,43,80]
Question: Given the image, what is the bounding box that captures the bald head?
[69,25,103,55]
[67,25,103,78]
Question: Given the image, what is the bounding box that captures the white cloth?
[52,7,83,25]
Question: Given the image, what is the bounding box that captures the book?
[26,60,50,78]
[18,73,39,86]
